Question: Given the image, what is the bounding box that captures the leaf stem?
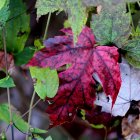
[2,28,14,140]
[15,98,41,123]
[137,1,140,7]
[26,90,36,140]
[43,12,51,41]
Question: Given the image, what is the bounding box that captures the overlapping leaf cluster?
[28,27,121,127]
[1,0,140,135]
[36,0,87,42]
[29,0,140,128]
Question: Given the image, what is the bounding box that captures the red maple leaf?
[28,27,121,127]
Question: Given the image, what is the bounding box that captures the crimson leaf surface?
[28,27,121,127]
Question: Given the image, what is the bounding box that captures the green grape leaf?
[35,0,87,43]
[14,47,35,66]
[0,0,30,53]
[0,132,7,140]
[67,0,87,43]
[0,104,47,134]
[91,4,130,47]
[30,67,59,99]
[0,0,10,30]
[124,38,140,68]
[82,0,138,7]
[35,0,65,20]
[0,76,15,88]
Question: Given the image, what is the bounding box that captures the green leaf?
[0,132,7,140]
[29,135,52,140]
[112,120,120,128]
[0,76,15,88]
[67,0,87,43]
[30,67,59,99]
[91,4,130,47]
[82,0,138,7]
[0,0,6,10]
[0,104,47,134]
[81,109,86,120]
[90,124,105,129]
[45,136,52,140]
[35,0,87,43]
[35,0,64,20]
[63,20,71,28]
[124,38,140,68]
[0,0,30,53]
[0,0,10,30]
[34,39,44,50]
[29,127,46,134]
[14,47,35,66]
[132,25,140,37]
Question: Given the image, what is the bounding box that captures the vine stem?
[2,28,14,140]
[137,1,140,7]
[43,12,51,41]
[15,98,41,123]
[26,90,36,140]
[25,11,51,140]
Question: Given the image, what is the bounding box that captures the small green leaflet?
[82,0,139,7]
[91,4,130,47]
[0,132,7,140]
[90,124,105,129]
[0,76,15,88]
[45,136,52,140]
[29,135,44,140]
[0,104,47,134]
[0,0,10,30]
[0,0,30,53]
[35,0,87,43]
[34,39,45,50]
[28,135,52,140]
[81,109,86,120]
[30,67,59,99]
[14,47,35,66]
[123,38,140,68]
[132,21,140,37]
[35,0,64,20]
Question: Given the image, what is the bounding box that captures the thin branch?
[14,98,41,123]
[26,90,36,140]
[2,28,14,140]
[43,12,51,41]
[137,1,140,7]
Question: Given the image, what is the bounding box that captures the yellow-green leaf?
[35,0,87,43]
[30,67,59,99]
